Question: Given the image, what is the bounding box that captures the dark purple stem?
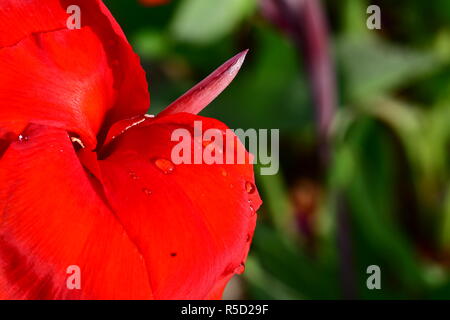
[261,0,357,298]
[262,0,336,156]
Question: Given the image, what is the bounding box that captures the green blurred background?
[104,0,450,299]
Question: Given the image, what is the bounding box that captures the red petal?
[0,0,149,146]
[158,50,248,117]
[98,113,261,299]
[0,115,260,299]
[0,125,153,299]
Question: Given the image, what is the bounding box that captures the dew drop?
[70,136,85,150]
[245,181,255,194]
[248,200,256,216]
[129,171,139,180]
[18,134,29,142]
[142,188,152,196]
[154,158,175,174]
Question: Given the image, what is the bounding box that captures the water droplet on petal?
[18,134,29,142]
[142,188,152,196]
[70,136,85,151]
[129,171,139,180]
[154,158,175,174]
[245,181,256,194]
[248,200,256,216]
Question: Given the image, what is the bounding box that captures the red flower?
[0,0,261,299]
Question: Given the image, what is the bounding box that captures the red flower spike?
[104,51,248,145]
[158,50,248,117]
[0,0,261,300]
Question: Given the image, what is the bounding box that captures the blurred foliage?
[104,0,450,299]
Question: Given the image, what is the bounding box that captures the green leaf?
[244,256,304,300]
[336,36,438,102]
[342,0,369,37]
[171,0,256,44]
[256,168,297,240]
[251,225,340,299]
[131,29,170,59]
[337,118,427,295]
